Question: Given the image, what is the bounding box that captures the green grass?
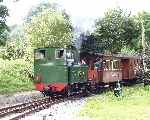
[80,85,150,120]
[0,58,34,94]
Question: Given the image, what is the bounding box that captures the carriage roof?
[94,53,142,59]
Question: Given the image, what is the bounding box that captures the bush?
[0,58,34,94]
[2,44,25,60]
[0,48,5,58]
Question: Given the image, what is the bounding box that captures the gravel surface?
[22,98,91,120]
[0,91,43,108]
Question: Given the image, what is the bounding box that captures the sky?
[3,0,150,31]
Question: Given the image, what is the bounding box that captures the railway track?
[0,97,49,120]
[0,94,84,120]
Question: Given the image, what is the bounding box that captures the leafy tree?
[141,45,150,85]
[25,9,73,48]
[94,8,140,53]
[135,12,150,84]
[25,2,58,23]
[0,0,9,46]
[80,32,98,53]
[26,2,72,29]
[1,25,26,60]
[137,11,150,45]
[9,25,26,47]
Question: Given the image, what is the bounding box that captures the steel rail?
[0,97,49,118]
[0,93,85,120]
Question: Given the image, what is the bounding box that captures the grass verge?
[79,85,150,120]
[0,58,34,94]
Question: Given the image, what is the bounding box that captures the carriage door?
[121,59,129,80]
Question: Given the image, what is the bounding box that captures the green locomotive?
[34,47,88,96]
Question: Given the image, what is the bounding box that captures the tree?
[25,2,58,23]
[26,2,72,29]
[2,25,26,60]
[141,45,150,85]
[25,9,73,48]
[0,0,9,46]
[80,32,98,53]
[137,11,150,45]
[135,12,150,84]
[94,8,140,53]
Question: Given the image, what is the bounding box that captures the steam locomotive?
[34,47,142,96]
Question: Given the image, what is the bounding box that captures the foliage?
[142,45,150,82]
[25,9,73,48]
[137,11,150,44]
[120,46,136,55]
[80,33,99,53]
[0,1,9,46]
[80,85,150,120]
[25,1,58,23]
[2,43,24,60]
[9,25,26,45]
[0,58,34,94]
[93,8,140,53]
[134,12,150,82]
[1,25,28,60]
[1,24,34,82]
[145,46,150,70]
[0,47,5,58]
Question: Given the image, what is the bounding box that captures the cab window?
[66,51,74,59]
[35,50,46,60]
[55,49,64,59]
[95,60,102,69]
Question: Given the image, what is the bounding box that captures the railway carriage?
[83,53,143,87]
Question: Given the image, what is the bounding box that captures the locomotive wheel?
[82,86,90,96]
[65,85,72,97]
[67,89,71,96]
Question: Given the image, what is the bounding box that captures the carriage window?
[35,50,46,60]
[55,49,64,59]
[113,60,119,70]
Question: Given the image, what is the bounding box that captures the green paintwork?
[34,47,68,84]
[69,65,88,83]
[34,47,66,65]
[34,47,88,85]
[38,65,68,84]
